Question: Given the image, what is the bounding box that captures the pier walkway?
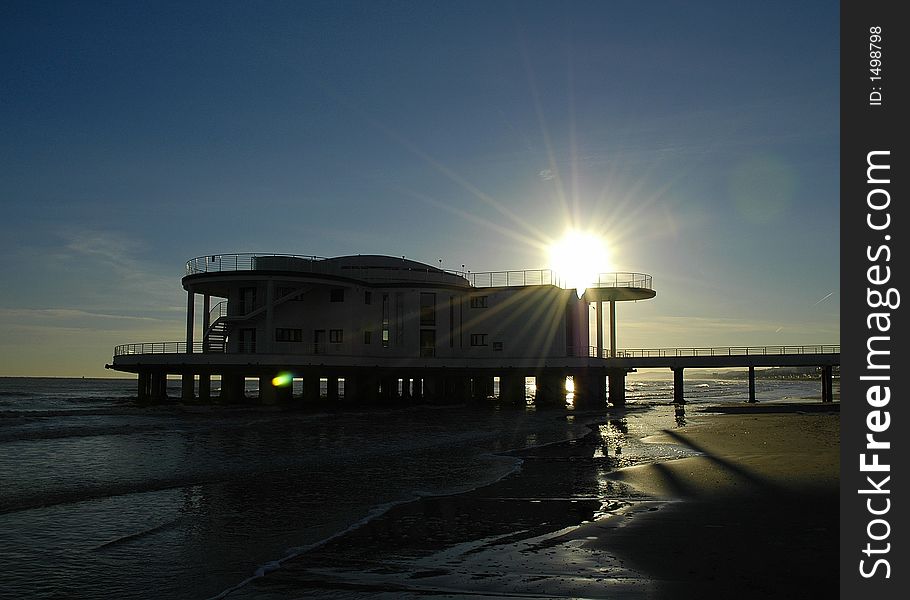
[109,343,839,406]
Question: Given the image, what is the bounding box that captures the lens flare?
[271,372,293,387]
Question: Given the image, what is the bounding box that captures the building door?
[238,328,256,353]
[314,329,326,355]
[420,329,435,357]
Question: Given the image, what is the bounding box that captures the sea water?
[0,375,836,599]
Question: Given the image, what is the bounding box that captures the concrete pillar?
[472,376,494,402]
[609,300,617,358]
[186,290,195,353]
[259,375,292,404]
[379,376,398,403]
[220,374,246,403]
[198,374,211,401]
[202,294,211,340]
[595,302,604,358]
[499,374,526,405]
[447,376,470,404]
[748,366,757,403]
[821,366,833,403]
[137,371,151,402]
[302,374,320,403]
[422,376,445,403]
[574,372,606,408]
[672,367,685,404]
[346,372,378,403]
[181,373,195,402]
[151,372,168,402]
[535,372,565,407]
[607,369,626,407]
[326,376,339,402]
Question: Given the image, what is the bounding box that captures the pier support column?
[302,374,320,403]
[259,376,292,404]
[821,366,834,403]
[499,374,525,405]
[472,376,494,402]
[609,300,617,358]
[748,367,757,403]
[447,376,470,404]
[672,367,685,404]
[535,372,565,407]
[198,374,211,401]
[220,374,246,403]
[137,371,151,402]
[346,373,378,404]
[400,378,412,402]
[186,290,195,353]
[595,302,604,358]
[574,372,606,408]
[607,369,626,407]
[326,376,339,402]
[379,376,399,403]
[150,372,168,402]
[181,373,195,402]
[422,376,445,404]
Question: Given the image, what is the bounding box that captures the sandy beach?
[229,402,839,599]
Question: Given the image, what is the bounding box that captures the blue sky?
[0,1,839,376]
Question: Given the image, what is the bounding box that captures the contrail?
[814,292,834,305]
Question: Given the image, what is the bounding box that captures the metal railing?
[613,345,840,358]
[589,272,652,290]
[468,270,653,290]
[209,301,227,323]
[185,253,470,285]
[186,254,326,275]
[467,269,561,288]
[114,342,839,359]
[115,342,204,355]
[114,341,356,357]
[185,254,653,293]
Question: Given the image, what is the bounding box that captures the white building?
[109,253,655,406]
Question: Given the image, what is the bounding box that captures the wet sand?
[231,403,839,599]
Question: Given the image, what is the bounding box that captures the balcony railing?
[114,342,839,359]
[185,254,653,293]
[185,253,469,285]
[467,270,653,290]
[611,345,840,358]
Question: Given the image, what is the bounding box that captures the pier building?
[107,253,655,406]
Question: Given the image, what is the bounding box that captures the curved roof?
[325,255,445,272]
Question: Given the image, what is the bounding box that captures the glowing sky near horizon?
[0,1,839,376]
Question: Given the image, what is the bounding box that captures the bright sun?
[548,230,611,297]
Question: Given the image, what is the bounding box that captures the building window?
[381,293,390,347]
[470,333,488,346]
[364,330,372,344]
[275,328,302,342]
[329,329,343,343]
[420,329,436,357]
[492,341,503,351]
[364,291,372,305]
[330,288,345,302]
[420,292,436,326]
[470,296,488,308]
